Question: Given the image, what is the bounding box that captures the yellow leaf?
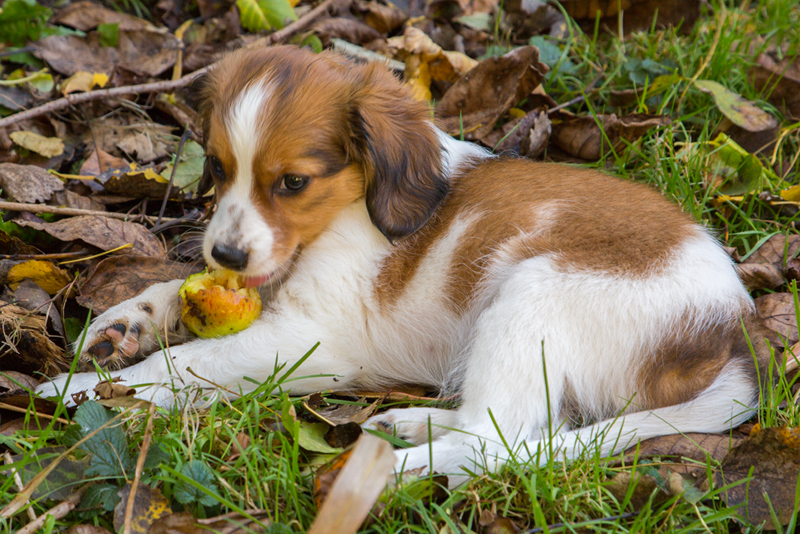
[8,260,73,295]
[405,55,431,101]
[128,167,168,182]
[61,71,108,95]
[508,108,526,119]
[780,185,800,202]
[9,131,64,158]
[91,72,109,88]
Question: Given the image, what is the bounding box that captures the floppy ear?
[350,63,447,242]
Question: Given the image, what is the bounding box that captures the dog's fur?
[37,46,776,476]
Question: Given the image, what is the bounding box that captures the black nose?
[211,244,249,271]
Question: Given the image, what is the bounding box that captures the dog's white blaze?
[204,82,279,275]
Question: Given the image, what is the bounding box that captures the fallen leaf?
[755,293,799,348]
[356,0,407,34]
[98,163,173,200]
[310,17,383,46]
[37,31,181,77]
[606,468,668,510]
[9,131,64,158]
[77,256,202,314]
[303,395,379,426]
[7,259,73,295]
[0,163,64,203]
[236,0,296,32]
[750,53,800,121]
[148,510,273,533]
[736,263,785,291]
[60,71,109,95]
[93,379,136,399]
[482,108,551,157]
[15,216,166,258]
[308,435,396,534]
[66,525,114,534]
[14,279,65,336]
[564,0,700,34]
[716,426,800,529]
[0,370,39,394]
[550,113,669,160]
[702,133,772,195]
[51,1,156,31]
[79,148,129,176]
[624,432,741,478]
[299,421,344,454]
[113,483,172,534]
[437,46,548,140]
[695,79,778,133]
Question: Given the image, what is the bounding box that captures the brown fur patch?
[376,159,698,310]
[638,314,778,409]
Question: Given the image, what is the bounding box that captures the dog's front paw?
[76,280,184,369]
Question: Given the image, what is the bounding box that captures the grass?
[2,1,800,532]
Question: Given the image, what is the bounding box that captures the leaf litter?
[0,0,799,532]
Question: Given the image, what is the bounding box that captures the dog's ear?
[350,63,447,242]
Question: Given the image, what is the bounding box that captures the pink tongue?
[242,274,270,288]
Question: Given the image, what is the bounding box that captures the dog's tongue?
[242,274,270,288]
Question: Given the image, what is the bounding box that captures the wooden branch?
[16,482,93,534]
[0,200,177,222]
[0,0,350,130]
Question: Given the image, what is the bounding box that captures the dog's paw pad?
[82,320,144,369]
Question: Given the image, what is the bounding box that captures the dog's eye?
[207,156,226,183]
[279,174,310,192]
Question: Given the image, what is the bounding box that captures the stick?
[0,200,178,222]
[16,482,93,534]
[0,0,350,131]
[3,453,37,522]
[123,403,157,534]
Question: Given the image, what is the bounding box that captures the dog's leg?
[74,280,187,368]
[37,307,362,406]
[363,407,458,445]
[395,264,572,475]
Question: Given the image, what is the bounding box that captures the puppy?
[37,46,775,476]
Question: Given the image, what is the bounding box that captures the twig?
[0,0,351,131]
[0,200,177,222]
[16,482,93,534]
[124,402,157,534]
[157,129,191,227]
[0,250,89,260]
[3,453,36,522]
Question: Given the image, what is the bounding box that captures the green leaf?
[454,12,491,31]
[97,23,119,47]
[695,79,778,132]
[82,482,122,511]
[529,36,576,75]
[298,421,342,454]
[73,401,134,478]
[706,133,775,195]
[173,460,219,506]
[0,0,52,46]
[143,444,170,472]
[236,0,296,31]
[161,140,206,194]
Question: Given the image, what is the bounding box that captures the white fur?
[205,83,278,278]
[38,120,757,482]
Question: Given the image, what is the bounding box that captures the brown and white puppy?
[38,46,775,476]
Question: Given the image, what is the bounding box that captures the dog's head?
[196,46,446,286]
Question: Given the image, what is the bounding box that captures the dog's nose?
[211,244,249,271]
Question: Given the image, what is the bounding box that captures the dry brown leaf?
[0,371,39,394]
[437,46,547,140]
[304,394,379,426]
[14,279,65,336]
[0,231,41,256]
[716,426,800,529]
[750,53,800,121]
[37,31,181,77]
[96,164,173,200]
[51,1,156,31]
[356,0,407,34]
[563,0,700,34]
[310,17,383,45]
[625,433,741,474]
[308,435,396,534]
[480,509,522,533]
[113,483,172,534]
[746,234,800,276]
[736,263,785,291]
[148,510,272,534]
[7,260,73,295]
[77,256,201,314]
[606,470,667,509]
[482,109,551,157]
[755,293,799,348]
[15,216,166,258]
[504,0,565,40]
[94,379,136,399]
[0,304,68,377]
[0,163,64,203]
[551,113,670,160]
[80,149,129,176]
